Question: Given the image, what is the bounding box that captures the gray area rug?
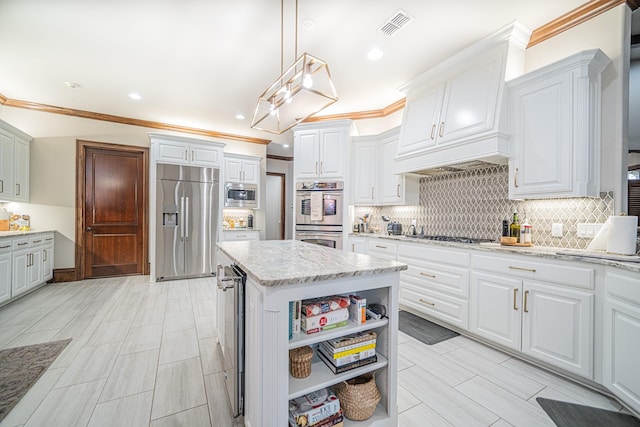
[537,397,640,427]
[398,310,459,345]
[0,338,72,422]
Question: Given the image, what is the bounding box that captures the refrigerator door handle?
[185,197,190,239]
[180,196,185,239]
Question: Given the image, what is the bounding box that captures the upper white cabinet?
[394,21,531,174]
[224,154,260,185]
[0,120,32,202]
[352,128,418,206]
[507,49,610,199]
[293,120,351,180]
[150,133,224,168]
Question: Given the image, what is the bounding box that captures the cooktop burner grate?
[406,235,494,244]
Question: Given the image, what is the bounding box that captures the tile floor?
[0,276,629,427]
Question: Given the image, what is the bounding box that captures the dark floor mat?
[0,339,72,422]
[398,310,459,345]
[537,397,640,427]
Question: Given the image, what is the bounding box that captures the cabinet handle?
[320,161,323,174]
[43,249,47,261]
[0,179,3,193]
[513,288,518,311]
[237,235,246,239]
[191,151,194,162]
[352,244,355,252]
[371,187,374,199]
[315,162,318,175]
[17,242,27,246]
[439,122,445,137]
[397,184,400,198]
[33,239,41,243]
[185,149,188,161]
[514,168,519,188]
[419,298,435,306]
[430,124,436,140]
[508,266,536,273]
[0,245,10,249]
[420,272,436,279]
[375,245,387,249]
[524,290,530,313]
[27,253,32,267]
[46,238,53,241]
[16,183,20,196]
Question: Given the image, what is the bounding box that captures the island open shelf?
[288,317,389,350]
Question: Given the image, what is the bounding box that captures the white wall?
[524,4,631,213]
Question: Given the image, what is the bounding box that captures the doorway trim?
[267,172,286,240]
[75,140,149,280]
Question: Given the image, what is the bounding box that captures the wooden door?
[77,141,148,279]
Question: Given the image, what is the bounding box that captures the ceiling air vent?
[378,9,414,38]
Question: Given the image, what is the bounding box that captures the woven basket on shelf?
[333,372,381,421]
[289,346,314,378]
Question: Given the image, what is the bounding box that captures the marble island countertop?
[350,232,640,273]
[217,240,407,287]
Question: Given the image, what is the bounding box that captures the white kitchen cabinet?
[348,236,367,254]
[0,120,32,202]
[12,238,29,297]
[150,134,224,168]
[507,49,610,199]
[352,128,418,206]
[222,229,260,241]
[0,240,12,304]
[9,233,54,300]
[293,121,351,180]
[470,253,594,377]
[394,22,530,174]
[603,268,640,414]
[224,154,260,184]
[42,235,54,282]
[367,240,398,261]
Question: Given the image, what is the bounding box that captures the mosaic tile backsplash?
[354,165,617,250]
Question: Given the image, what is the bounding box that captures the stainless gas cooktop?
[405,235,494,244]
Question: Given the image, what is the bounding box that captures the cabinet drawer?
[43,233,55,245]
[472,254,594,289]
[368,241,398,261]
[398,242,470,267]
[13,238,29,250]
[222,230,259,241]
[400,284,468,329]
[606,269,640,306]
[401,260,469,298]
[29,235,45,247]
[0,238,12,253]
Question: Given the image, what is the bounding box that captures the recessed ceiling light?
[129,93,142,100]
[283,144,290,148]
[366,48,384,61]
[235,113,246,120]
[302,19,315,30]
[64,81,81,89]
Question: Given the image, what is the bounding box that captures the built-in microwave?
[225,183,257,208]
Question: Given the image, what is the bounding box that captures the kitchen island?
[216,240,407,427]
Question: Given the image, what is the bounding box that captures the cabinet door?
[28,250,43,288]
[469,271,521,350]
[43,244,54,282]
[190,145,220,167]
[225,157,243,182]
[318,129,344,178]
[0,129,14,200]
[13,137,29,202]
[348,237,367,254]
[437,54,503,144]
[294,131,320,178]
[380,137,404,204]
[509,72,572,198]
[397,83,444,157]
[0,252,11,303]
[12,250,29,296]
[156,141,188,164]
[521,281,593,378]
[241,159,260,184]
[352,142,377,204]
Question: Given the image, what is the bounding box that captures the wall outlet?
[577,223,605,238]
[551,223,563,237]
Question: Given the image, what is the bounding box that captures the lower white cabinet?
[5,233,54,302]
[603,268,640,414]
[0,245,12,304]
[348,236,367,254]
[470,255,594,378]
[367,240,398,261]
[222,229,260,241]
[12,238,29,297]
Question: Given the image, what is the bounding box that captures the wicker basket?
[289,346,314,378]
[333,372,381,421]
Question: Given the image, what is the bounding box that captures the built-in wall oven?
[295,181,343,249]
[217,263,245,418]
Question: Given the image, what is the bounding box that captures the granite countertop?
[217,240,407,287]
[0,230,54,238]
[350,233,640,273]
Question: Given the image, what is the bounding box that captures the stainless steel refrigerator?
[156,163,219,281]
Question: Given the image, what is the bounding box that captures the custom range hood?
[393,21,532,175]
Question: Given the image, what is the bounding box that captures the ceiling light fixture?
[367,48,384,61]
[129,92,142,100]
[235,113,246,120]
[64,81,81,89]
[251,0,337,135]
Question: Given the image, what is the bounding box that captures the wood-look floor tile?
[150,404,212,427]
[158,328,199,365]
[0,367,65,426]
[398,365,499,426]
[88,391,153,427]
[24,379,106,427]
[120,323,163,355]
[163,310,195,333]
[87,319,130,346]
[398,403,454,427]
[7,329,59,348]
[399,341,475,386]
[397,354,415,372]
[0,325,31,349]
[165,296,192,314]
[54,342,121,388]
[99,349,159,403]
[53,314,103,339]
[131,304,165,328]
[456,376,555,426]
[398,383,421,414]
[151,357,207,420]
[0,307,49,327]
[195,315,218,340]
[449,335,512,363]
[26,308,82,333]
[49,334,91,369]
[199,337,224,375]
[203,372,244,427]
[445,348,544,400]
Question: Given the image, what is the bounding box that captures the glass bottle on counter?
[509,212,520,242]
[520,216,532,244]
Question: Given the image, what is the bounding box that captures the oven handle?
[217,275,241,292]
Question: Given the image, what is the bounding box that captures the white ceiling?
[0,0,598,150]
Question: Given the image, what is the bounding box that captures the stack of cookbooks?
[300,296,351,335]
[317,331,377,374]
[289,388,344,427]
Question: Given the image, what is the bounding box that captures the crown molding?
[267,154,294,161]
[303,98,406,123]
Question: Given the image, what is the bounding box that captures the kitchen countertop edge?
[0,230,55,238]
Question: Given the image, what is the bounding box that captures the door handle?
[180,197,185,238]
[43,249,47,261]
[524,290,530,313]
[439,122,445,137]
[16,183,20,196]
[315,162,318,175]
[513,288,518,311]
[185,197,190,238]
[86,227,93,231]
[397,184,400,198]
[430,124,436,140]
